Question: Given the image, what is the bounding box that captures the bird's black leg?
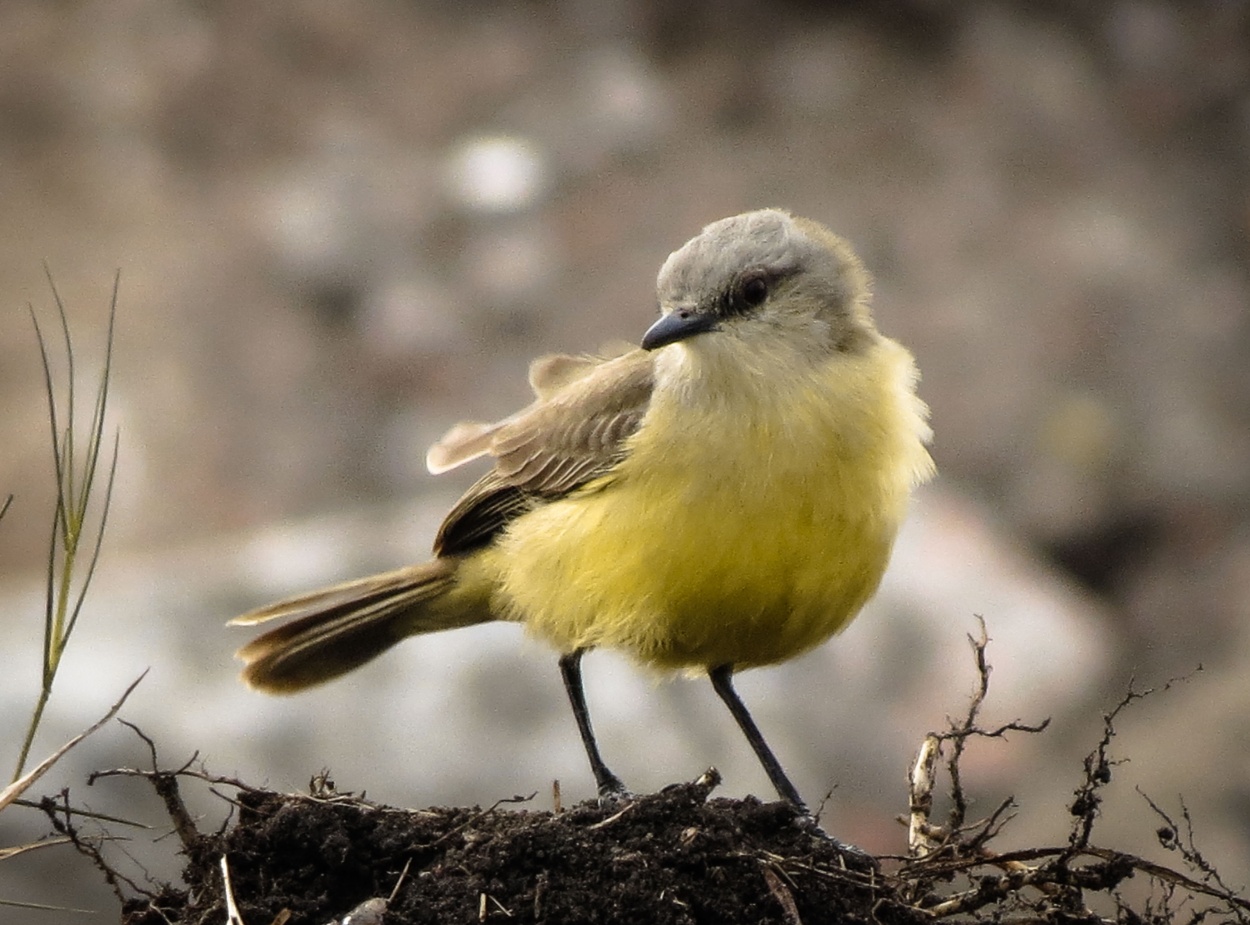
[709,663,807,813]
[559,649,627,800]
[711,670,878,867]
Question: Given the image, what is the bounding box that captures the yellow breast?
[478,336,933,672]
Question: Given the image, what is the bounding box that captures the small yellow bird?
[232,209,935,812]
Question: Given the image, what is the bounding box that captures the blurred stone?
[358,271,462,360]
[568,47,673,167]
[445,135,549,215]
[457,220,561,309]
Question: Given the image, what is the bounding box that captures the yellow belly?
[473,339,932,672]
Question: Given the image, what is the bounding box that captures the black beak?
[641,309,720,351]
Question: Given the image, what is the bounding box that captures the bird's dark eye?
[740,274,769,309]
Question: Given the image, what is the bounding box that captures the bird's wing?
[425,343,636,474]
[430,348,654,557]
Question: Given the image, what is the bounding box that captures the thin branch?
[14,796,150,829]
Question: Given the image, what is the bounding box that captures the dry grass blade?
[0,896,100,914]
[0,836,72,861]
[0,671,145,814]
[220,855,245,925]
[761,863,803,925]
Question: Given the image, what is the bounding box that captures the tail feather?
[233,559,485,693]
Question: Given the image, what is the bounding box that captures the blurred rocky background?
[1,0,1248,919]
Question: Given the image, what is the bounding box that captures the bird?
[231,208,935,813]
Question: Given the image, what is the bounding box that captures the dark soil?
[121,774,923,925]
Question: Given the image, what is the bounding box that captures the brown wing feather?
[426,344,637,475]
[433,349,653,557]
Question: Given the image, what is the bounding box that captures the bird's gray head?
[642,209,875,355]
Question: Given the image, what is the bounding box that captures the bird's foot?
[595,775,634,808]
[792,812,880,873]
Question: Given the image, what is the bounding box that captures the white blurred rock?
[445,135,549,215]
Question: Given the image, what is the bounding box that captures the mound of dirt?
[121,773,919,925]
